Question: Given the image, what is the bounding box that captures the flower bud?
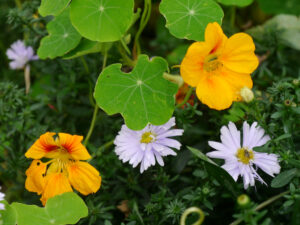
[240,87,254,103]
[292,79,299,86]
[163,73,184,88]
[237,194,250,207]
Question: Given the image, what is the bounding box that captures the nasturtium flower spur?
[180,22,259,110]
[114,117,184,173]
[206,121,280,189]
[25,132,101,205]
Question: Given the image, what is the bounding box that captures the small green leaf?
[70,0,134,42]
[287,159,300,169]
[11,203,50,225]
[11,192,88,225]
[159,0,224,41]
[188,146,238,197]
[216,0,253,7]
[38,8,81,59]
[94,54,178,130]
[39,0,70,16]
[257,0,300,15]
[274,133,292,142]
[46,192,88,224]
[271,169,298,188]
[1,201,17,225]
[63,39,112,60]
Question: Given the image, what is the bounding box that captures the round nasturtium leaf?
[37,8,81,59]
[10,192,88,225]
[39,0,71,16]
[159,0,224,41]
[94,55,178,130]
[70,0,134,42]
[216,0,253,7]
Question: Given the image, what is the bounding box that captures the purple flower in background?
[207,121,280,189]
[114,117,184,173]
[0,187,5,210]
[6,40,38,70]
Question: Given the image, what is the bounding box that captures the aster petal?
[159,145,177,156]
[67,161,101,195]
[153,151,164,166]
[220,33,259,74]
[254,153,280,176]
[220,125,240,151]
[6,49,18,60]
[156,129,184,139]
[208,141,229,152]
[207,150,230,159]
[25,132,58,159]
[156,138,181,150]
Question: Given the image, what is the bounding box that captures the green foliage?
[159,0,224,41]
[271,169,299,188]
[1,0,300,224]
[248,14,300,51]
[70,0,134,42]
[4,192,88,225]
[37,8,81,59]
[216,0,253,7]
[63,39,112,60]
[39,0,70,16]
[257,0,300,15]
[94,55,178,130]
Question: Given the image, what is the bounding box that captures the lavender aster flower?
[6,40,38,70]
[0,187,5,210]
[114,117,184,173]
[207,121,280,189]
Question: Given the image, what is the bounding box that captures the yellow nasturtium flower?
[25,132,101,205]
[180,22,259,110]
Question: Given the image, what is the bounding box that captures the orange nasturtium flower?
[180,22,259,110]
[25,132,101,205]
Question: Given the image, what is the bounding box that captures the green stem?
[15,0,22,8]
[176,86,193,108]
[84,105,99,146]
[180,207,205,225]
[80,56,90,74]
[133,0,151,59]
[230,190,290,225]
[83,51,108,146]
[24,65,30,94]
[120,38,131,56]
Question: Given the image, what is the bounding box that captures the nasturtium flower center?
[203,54,222,72]
[140,132,155,144]
[236,147,254,164]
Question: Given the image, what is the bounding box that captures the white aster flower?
[6,40,38,70]
[114,117,184,173]
[207,121,280,189]
[0,187,5,210]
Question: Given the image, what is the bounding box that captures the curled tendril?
[180,207,205,225]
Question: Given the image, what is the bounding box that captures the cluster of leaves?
[0,0,300,225]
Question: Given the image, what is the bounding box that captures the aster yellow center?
[236,147,254,164]
[203,54,223,72]
[140,132,155,144]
